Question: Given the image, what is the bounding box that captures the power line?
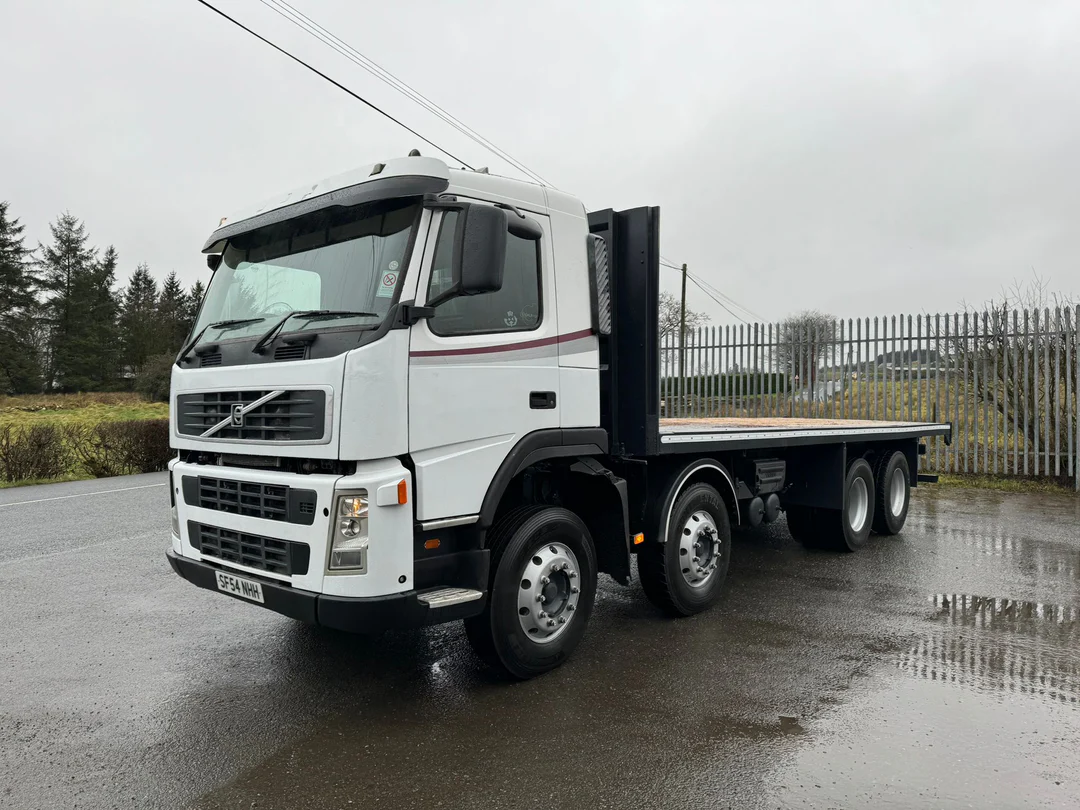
[192,0,474,169]
[660,259,764,322]
[688,271,766,322]
[685,272,751,324]
[256,0,550,186]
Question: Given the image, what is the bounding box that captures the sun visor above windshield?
[202,164,450,253]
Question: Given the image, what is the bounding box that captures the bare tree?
[658,291,709,343]
[776,310,838,391]
[952,276,1077,472]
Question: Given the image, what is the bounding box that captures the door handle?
[530,391,557,410]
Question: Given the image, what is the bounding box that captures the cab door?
[408,205,559,522]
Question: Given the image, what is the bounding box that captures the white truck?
[167,154,950,678]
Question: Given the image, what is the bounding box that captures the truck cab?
[168,156,611,664]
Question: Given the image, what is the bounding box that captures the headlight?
[330,491,368,570]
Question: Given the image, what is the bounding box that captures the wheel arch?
[478,429,631,585]
[653,458,740,544]
[479,428,609,528]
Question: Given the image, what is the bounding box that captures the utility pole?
[678,263,688,383]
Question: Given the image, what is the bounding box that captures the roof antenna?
[408,149,421,157]
[476,166,489,174]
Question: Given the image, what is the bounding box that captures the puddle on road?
[926,592,1079,627]
[904,514,1080,579]
[766,666,1079,809]
[767,593,1080,808]
[896,593,1080,705]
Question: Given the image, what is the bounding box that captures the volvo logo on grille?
[198,390,285,438]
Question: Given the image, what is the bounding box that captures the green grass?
[0,393,168,428]
[933,472,1077,495]
[0,473,90,489]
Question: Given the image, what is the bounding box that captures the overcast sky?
[2,0,1078,325]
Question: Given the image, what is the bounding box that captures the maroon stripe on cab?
[409,328,595,358]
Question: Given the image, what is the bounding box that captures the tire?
[873,451,911,535]
[638,482,732,617]
[808,458,876,552]
[784,505,816,543]
[464,506,597,680]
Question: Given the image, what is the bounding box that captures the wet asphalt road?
[2,475,1078,810]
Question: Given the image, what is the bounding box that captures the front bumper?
[167,550,485,632]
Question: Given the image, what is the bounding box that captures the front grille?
[176,389,326,442]
[189,522,310,576]
[181,475,317,525]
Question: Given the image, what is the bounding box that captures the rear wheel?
[638,482,732,616]
[873,451,911,535]
[464,506,597,679]
[784,505,816,543]
[800,459,876,552]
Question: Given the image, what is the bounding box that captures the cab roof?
[202,155,585,252]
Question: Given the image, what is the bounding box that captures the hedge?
[0,419,172,484]
[661,372,790,397]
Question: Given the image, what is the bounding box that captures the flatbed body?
[658,418,952,452]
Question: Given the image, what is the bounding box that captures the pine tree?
[156,271,189,354]
[118,263,159,376]
[185,279,206,334]
[38,212,98,390]
[82,246,121,388]
[0,202,41,392]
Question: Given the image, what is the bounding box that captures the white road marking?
[0,482,166,509]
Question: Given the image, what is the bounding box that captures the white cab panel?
[338,329,411,461]
[558,367,600,429]
[547,205,599,372]
[408,209,561,521]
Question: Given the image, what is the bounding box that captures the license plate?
[215,571,264,604]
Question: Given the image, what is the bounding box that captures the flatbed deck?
[658,417,952,452]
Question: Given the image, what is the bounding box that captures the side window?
[427,211,542,336]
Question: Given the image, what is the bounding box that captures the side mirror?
[587,234,612,335]
[428,204,508,307]
[206,254,222,272]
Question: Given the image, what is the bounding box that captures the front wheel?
[638,482,732,617]
[464,506,597,679]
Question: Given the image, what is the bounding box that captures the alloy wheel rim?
[847,477,869,532]
[517,543,581,644]
[889,468,907,516]
[678,510,721,588]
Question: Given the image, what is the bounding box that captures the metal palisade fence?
[660,306,1080,490]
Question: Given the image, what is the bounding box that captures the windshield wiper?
[303,310,379,322]
[248,311,375,354]
[177,318,265,363]
[250,310,378,355]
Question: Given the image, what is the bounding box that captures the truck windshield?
[192,199,420,343]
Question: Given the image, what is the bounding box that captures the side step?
[417,587,484,608]
[917,473,939,484]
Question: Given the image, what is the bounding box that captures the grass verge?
[0,393,167,428]
[0,473,90,489]
[933,472,1077,495]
